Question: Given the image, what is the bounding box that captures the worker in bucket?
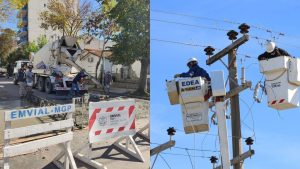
[258,41,291,60]
[174,57,211,100]
[174,57,211,81]
[70,70,87,97]
[18,64,27,98]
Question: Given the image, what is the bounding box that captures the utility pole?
[228,49,243,169]
[205,24,252,169]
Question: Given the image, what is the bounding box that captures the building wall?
[27,0,63,43]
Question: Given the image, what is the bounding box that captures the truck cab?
[13,60,30,85]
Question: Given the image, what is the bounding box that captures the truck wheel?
[45,78,52,94]
[13,74,18,85]
[38,77,45,91]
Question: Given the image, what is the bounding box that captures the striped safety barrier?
[88,99,136,143]
[268,99,285,105]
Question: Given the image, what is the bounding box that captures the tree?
[84,0,117,81]
[5,34,47,65]
[109,0,150,96]
[37,35,48,48]
[40,0,90,37]
[0,0,11,22]
[8,0,28,9]
[0,28,16,65]
[0,0,28,22]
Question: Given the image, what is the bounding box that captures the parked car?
[0,67,7,77]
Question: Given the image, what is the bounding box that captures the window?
[88,57,94,63]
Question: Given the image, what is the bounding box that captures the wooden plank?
[5,104,75,121]
[215,150,255,169]
[206,35,249,65]
[3,133,73,158]
[3,119,11,169]
[4,119,74,140]
[225,81,252,99]
[74,153,107,169]
[150,140,175,156]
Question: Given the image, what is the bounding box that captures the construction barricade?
[2,104,77,169]
[74,99,144,169]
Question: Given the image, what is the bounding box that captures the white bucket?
[181,102,209,134]
[178,77,208,104]
[166,80,179,105]
[259,56,299,110]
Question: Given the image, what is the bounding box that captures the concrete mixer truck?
[27,36,101,94]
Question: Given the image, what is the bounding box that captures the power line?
[152,9,300,40]
[160,152,211,159]
[150,142,220,152]
[151,38,209,48]
[152,38,257,59]
[151,18,229,32]
[158,154,172,169]
[175,128,250,140]
[152,18,300,49]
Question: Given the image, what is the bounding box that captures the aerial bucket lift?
[166,71,231,169]
[166,76,210,133]
[259,56,300,110]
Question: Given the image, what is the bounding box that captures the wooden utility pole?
[206,33,250,169]
[228,49,243,169]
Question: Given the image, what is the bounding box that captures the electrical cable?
[158,154,172,169]
[185,148,194,169]
[150,142,220,152]
[161,152,211,159]
[152,9,300,40]
[152,18,300,49]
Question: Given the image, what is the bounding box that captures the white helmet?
[266,41,276,53]
[187,57,198,65]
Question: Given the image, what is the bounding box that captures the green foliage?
[40,0,91,37]
[4,35,48,65]
[8,0,28,9]
[0,0,11,22]
[0,28,16,65]
[97,0,117,15]
[6,47,27,64]
[108,0,150,94]
[84,0,118,80]
[109,0,150,66]
[37,35,48,48]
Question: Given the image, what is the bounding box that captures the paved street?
[0,77,150,169]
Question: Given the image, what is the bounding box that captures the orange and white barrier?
[88,100,136,143]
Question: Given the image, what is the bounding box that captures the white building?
[17,0,78,45]
[78,36,142,81]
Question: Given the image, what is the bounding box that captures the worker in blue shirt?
[174,57,211,81]
[174,57,211,100]
[70,70,87,97]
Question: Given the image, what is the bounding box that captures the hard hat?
[266,41,276,53]
[187,57,198,65]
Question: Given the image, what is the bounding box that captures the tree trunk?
[133,56,149,96]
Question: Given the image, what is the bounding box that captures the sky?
[151,0,300,169]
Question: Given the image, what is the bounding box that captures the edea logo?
[181,79,200,87]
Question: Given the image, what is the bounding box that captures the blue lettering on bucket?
[182,80,200,87]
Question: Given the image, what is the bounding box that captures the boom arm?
[60,57,101,86]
